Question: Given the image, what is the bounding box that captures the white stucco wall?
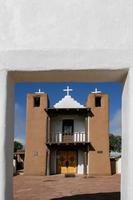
[51,115,85,134]
[0,71,14,200]
[0,1,133,200]
[116,158,121,174]
[0,0,132,51]
[78,150,84,174]
[13,160,16,176]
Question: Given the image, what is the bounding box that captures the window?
[34,96,40,107]
[62,120,74,134]
[95,96,101,107]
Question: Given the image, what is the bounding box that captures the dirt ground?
[13,174,120,200]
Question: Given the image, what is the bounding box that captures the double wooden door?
[57,151,77,174]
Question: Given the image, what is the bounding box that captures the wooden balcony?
[47,132,88,144]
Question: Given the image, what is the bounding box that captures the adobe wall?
[24,93,48,175]
[87,93,111,176]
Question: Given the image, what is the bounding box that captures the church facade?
[24,87,111,176]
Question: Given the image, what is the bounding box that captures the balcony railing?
[47,132,88,143]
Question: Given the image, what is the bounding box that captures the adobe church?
[24,86,111,176]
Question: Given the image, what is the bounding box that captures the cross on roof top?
[35,89,44,94]
[91,88,101,94]
[63,86,73,96]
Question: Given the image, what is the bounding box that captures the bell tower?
[86,88,111,176]
[24,90,48,175]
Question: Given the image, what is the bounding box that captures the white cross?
[91,88,101,94]
[35,89,44,94]
[63,86,73,96]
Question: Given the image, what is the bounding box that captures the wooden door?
[67,151,77,173]
[57,151,77,174]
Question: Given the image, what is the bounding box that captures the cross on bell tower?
[63,86,73,96]
[91,88,101,94]
[35,89,44,94]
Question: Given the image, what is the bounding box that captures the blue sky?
[15,82,122,144]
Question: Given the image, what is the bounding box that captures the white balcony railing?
[48,132,87,143]
[74,132,86,142]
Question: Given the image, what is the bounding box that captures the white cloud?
[110,109,121,135]
[14,137,25,145]
[15,103,21,112]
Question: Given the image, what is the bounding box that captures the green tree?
[109,134,121,152]
[14,141,23,152]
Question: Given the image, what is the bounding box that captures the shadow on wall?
[51,192,120,200]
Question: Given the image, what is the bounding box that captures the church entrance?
[56,151,77,174]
